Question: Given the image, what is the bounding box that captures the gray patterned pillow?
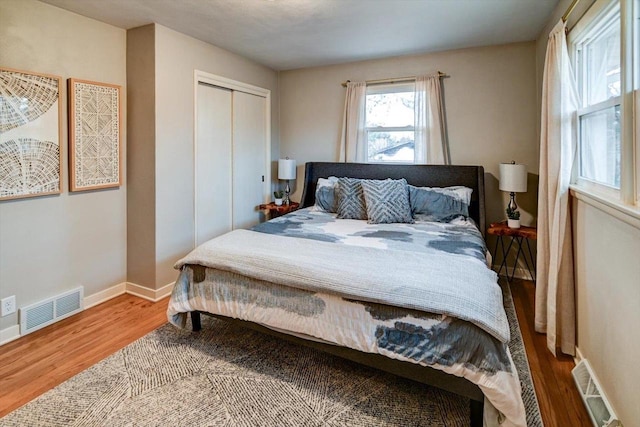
[361,179,414,224]
[336,177,367,220]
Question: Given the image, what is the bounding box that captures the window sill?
[569,185,640,231]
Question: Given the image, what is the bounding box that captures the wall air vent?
[20,287,84,335]
[572,359,621,427]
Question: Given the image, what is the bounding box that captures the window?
[364,83,415,163]
[573,1,621,190]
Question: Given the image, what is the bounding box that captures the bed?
[167,162,526,427]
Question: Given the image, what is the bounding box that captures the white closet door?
[232,91,267,229]
[195,83,232,245]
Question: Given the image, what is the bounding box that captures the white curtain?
[536,20,580,357]
[339,77,449,164]
[415,75,449,165]
[339,82,367,162]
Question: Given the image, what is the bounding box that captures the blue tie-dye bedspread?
[253,207,488,264]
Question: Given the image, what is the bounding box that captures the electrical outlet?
[1,295,16,317]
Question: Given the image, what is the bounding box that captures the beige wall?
[126,24,156,288]
[535,1,638,423]
[0,0,127,331]
[127,24,280,289]
[279,42,539,228]
[571,199,640,423]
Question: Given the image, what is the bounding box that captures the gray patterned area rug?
[1,281,541,426]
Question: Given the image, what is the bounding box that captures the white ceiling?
[39,0,560,71]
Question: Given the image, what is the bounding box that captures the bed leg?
[470,399,483,427]
[191,311,201,331]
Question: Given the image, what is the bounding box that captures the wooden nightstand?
[487,221,537,282]
[259,202,299,219]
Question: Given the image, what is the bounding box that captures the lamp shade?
[499,163,527,193]
[278,158,296,180]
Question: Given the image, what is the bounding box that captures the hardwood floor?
[509,278,591,426]
[0,295,168,417]
[0,282,592,425]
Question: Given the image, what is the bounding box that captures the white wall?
[0,0,127,334]
[279,42,539,228]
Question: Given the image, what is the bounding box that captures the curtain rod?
[562,0,581,22]
[341,71,448,88]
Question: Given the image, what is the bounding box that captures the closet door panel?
[232,91,267,229]
[195,83,232,245]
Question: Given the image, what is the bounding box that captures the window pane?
[365,92,414,128]
[367,131,414,162]
[579,105,621,188]
[583,18,620,106]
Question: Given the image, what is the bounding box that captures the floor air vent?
[20,287,84,335]
[572,359,621,427]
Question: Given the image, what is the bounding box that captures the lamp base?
[507,192,518,212]
[283,180,291,205]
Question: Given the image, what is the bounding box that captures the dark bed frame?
[191,162,487,426]
[300,162,486,237]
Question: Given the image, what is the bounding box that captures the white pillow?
[429,186,473,205]
[314,176,339,212]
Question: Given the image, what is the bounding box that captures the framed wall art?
[0,67,62,201]
[68,78,121,192]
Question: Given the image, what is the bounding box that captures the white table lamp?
[499,161,527,213]
[278,158,296,205]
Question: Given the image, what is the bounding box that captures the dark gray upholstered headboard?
[299,162,486,237]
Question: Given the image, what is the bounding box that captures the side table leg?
[497,236,514,281]
[509,236,524,282]
[492,236,500,271]
[525,238,536,282]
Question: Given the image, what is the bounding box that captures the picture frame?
[68,78,122,192]
[0,67,63,201]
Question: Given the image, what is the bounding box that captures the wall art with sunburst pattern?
[0,67,62,201]
[68,78,121,192]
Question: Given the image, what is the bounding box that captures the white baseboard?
[0,281,174,347]
[574,346,584,365]
[0,324,20,345]
[125,281,174,302]
[84,281,172,308]
[84,282,127,309]
[152,282,175,300]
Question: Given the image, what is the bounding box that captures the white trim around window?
[570,184,640,230]
[364,82,416,164]
[569,0,640,215]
